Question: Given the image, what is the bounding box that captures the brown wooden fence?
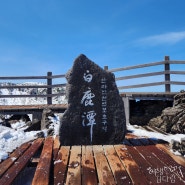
[0,56,185,104]
[0,72,66,104]
[105,56,185,93]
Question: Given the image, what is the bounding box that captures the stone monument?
[59,54,126,145]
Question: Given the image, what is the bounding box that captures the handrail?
[0,74,65,80]
[108,61,165,73]
[115,70,185,81]
[0,72,66,104]
[0,92,65,98]
[0,83,66,89]
[106,56,185,93]
[0,56,185,105]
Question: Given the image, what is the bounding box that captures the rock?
[149,116,163,128]
[148,91,185,134]
[24,119,41,132]
[59,54,126,145]
[36,131,45,138]
[170,138,185,155]
[9,114,31,123]
[0,120,11,128]
[41,108,54,130]
[174,91,185,107]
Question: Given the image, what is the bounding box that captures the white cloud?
[137,31,185,46]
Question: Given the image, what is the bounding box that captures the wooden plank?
[65,146,81,185]
[0,93,65,98]
[108,61,165,73]
[125,138,168,184]
[116,71,165,81]
[170,70,185,75]
[0,138,43,185]
[93,145,115,185]
[104,145,132,184]
[143,125,168,135]
[114,144,149,185]
[129,138,185,184]
[129,137,169,169]
[54,146,70,185]
[82,145,98,185]
[0,84,66,89]
[155,143,185,167]
[0,142,30,177]
[118,81,166,90]
[142,140,185,184]
[32,137,54,185]
[0,74,65,80]
[169,60,185,64]
[170,81,185,85]
[0,104,67,110]
[53,136,60,161]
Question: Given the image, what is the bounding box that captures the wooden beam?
[54,146,70,185]
[164,56,171,92]
[116,71,165,81]
[0,83,66,89]
[32,137,53,185]
[118,81,166,89]
[0,138,43,185]
[93,145,115,185]
[108,61,165,73]
[0,74,65,80]
[65,146,82,185]
[0,92,65,98]
[47,72,52,105]
[82,146,98,185]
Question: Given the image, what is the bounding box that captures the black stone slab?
[59,54,126,145]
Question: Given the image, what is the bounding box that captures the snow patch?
[54,159,63,165]
[0,125,39,162]
[127,124,185,144]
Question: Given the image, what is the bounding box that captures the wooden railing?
[0,72,66,104]
[0,56,185,104]
[105,56,185,93]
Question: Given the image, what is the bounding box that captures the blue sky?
[0,0,185,91]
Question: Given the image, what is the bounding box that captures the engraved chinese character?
[82,111,96,142]
[102,120,107,125]
[83,70,92,82]
[102,125,107,132]
[81,88,95,106]
[102,107,107,113]
[101,77,106,83]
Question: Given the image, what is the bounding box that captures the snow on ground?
[127,124,185,156]
[0,126,39,162]
[127,124,185,144]
[0,114,61,162]
[48,115,61,136]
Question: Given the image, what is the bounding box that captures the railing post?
[47,72,52,105]
[104,66,108,71]
[164,56,171,92]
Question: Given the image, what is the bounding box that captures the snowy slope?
[0,82,67,105]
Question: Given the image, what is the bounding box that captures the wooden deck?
[0,104,67,115]
[0,134,185,185]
